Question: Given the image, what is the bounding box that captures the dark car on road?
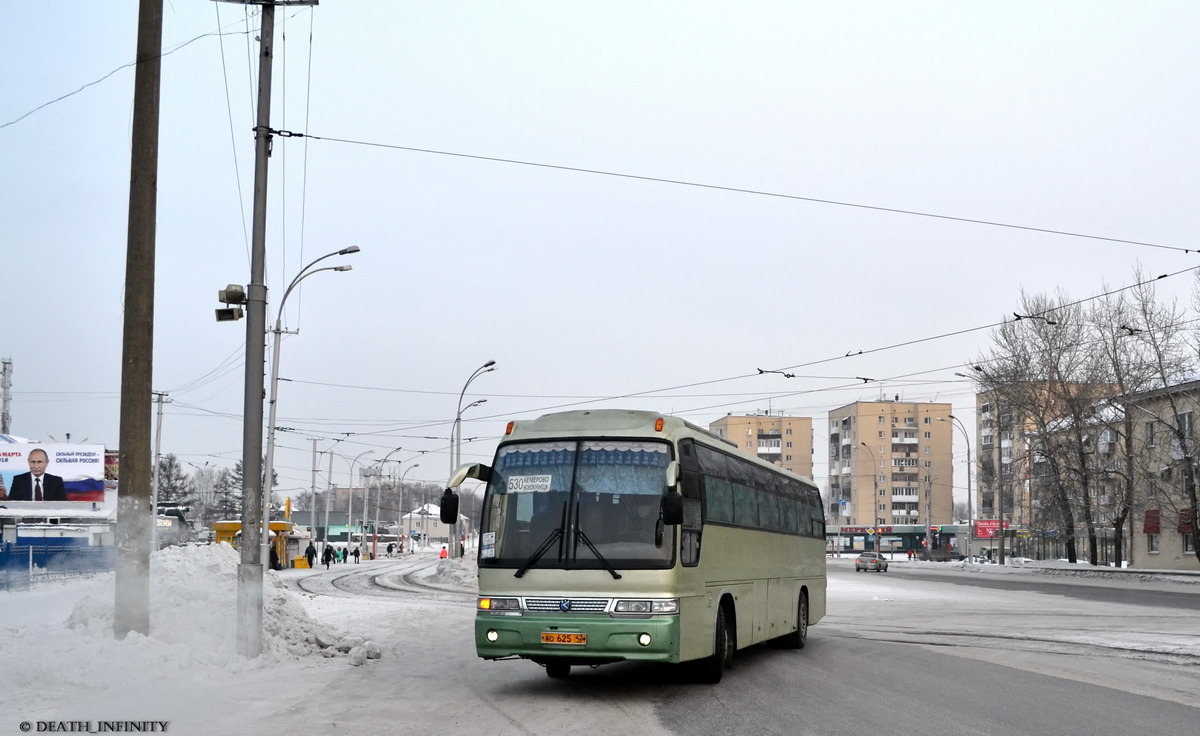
[855,551,888,572]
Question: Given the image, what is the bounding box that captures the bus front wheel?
[698,605,734,684]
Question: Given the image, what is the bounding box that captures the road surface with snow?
[1,545,1197,735]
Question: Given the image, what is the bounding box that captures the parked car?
[855,551,888,572]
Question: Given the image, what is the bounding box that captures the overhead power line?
[273,128,1195,256]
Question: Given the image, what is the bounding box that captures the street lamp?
[859,442,880,551]
[261,245,359,569]
[449,360,496,558]
[366,446,404,559]
[399,463,419,552]
[960,369,1006,564]
[318,436,348,555]
[346,449,374,553]
[941,415,974,565]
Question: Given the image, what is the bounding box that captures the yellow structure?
[211,520,295,565]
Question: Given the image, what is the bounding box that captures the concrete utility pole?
[150,391,170,548]
[223,0,319,659]
[323,448,334,551]
[115,0,164,641]
[310,438,318,543]
[233,0,278,659]
[1,359,12,435]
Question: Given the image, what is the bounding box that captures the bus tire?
[698,605,733,684]
[545,661,570,679]
[779,592,808,649]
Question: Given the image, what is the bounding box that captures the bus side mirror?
[664,460,679,489]
[439,489,459,524]
[448,462,492,489]
[662,492,683,526]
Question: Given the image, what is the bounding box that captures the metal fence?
[0,545,115,591]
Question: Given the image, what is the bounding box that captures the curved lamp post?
[859,442,880,550]
[365,446,403,558]
[449,360,496,558]
[399,463,419,551]
[345,449,374,552]
[261,246,359,568]
[941,414,974,565]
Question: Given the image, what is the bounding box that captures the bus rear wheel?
[545,661,570,679]
[698,605,733,684]
[779,592,808,649]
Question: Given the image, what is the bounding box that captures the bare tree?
[975,291,1111,564]
[1121,276,1200,564]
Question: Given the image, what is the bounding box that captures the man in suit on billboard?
[7,448,68,501]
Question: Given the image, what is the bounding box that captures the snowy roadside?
[0,543,471,730]
[829,554,1200,590]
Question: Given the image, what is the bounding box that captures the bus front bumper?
[475,612,681,664]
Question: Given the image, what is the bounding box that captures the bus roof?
[505,409,815,486]
[511,409,730,445]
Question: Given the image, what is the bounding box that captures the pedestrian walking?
[387,542,395,557]
[269,546,280,571]
[439,544,448,559]
[352,546,361,564]
[304,541,317,569]
[322,545,334,570]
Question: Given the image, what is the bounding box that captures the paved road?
[287,556,1200,735]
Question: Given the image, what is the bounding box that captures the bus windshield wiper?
[571,501,621,579]
[576,528,621,580]
[515,527,562,578]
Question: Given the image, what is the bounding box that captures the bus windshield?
[478,439,675,570]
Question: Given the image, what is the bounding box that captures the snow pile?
[64,542,361,666]
[427,553,479,589]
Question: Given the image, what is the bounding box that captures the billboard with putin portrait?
[0,444,106,502]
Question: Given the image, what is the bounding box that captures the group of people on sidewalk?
[304,541,361,570]
[300,538,460,570]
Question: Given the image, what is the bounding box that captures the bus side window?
[681,497,702,566]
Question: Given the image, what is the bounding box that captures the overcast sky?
[4,2,1198,504]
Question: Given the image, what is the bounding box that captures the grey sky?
[4,2,1198,503]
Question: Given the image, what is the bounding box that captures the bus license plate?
[541,632,586,645]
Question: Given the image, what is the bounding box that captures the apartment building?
[827,398,954,527]
[1125,381,1200,571]
[975,391,1030,541]
[708,413,814,479]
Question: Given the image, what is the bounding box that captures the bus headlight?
[486,629,500,642]
[478,597,522,614]
[614,598,679,614]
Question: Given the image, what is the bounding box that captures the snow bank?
[427,553,479,589]
[42,543,367,670]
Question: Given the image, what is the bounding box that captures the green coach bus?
[440,409,826,682]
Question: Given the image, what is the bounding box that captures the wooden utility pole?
[115,0,164,640]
